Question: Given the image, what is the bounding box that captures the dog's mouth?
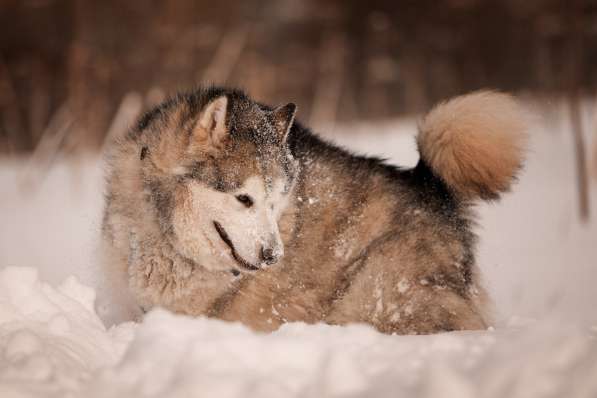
[213,221,260,272]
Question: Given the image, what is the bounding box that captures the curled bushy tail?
[417,90,529,201]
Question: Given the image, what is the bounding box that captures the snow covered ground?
[1,99,596,397]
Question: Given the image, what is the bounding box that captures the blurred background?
[0,0,596,320]
[1,0,596,149]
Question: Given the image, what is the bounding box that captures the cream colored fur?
[417,91,529,201]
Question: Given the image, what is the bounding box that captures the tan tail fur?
[417,90,529,201]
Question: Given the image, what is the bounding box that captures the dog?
[101,87,528,334]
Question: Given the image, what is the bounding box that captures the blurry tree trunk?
[593,116,597,180]
[309,34,346,129]
[29,57,51,146]
[566,0,590,222]
[19,102,72,191]
[0,54,27,152]
[569,93,590,221]
[200,25,250,85]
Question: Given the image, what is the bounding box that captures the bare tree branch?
[18,102,73,192]
[309,34,346,130]
[569,93,590,221]
[102,92,143,150]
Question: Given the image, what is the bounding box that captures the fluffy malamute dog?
[101,87,527,334]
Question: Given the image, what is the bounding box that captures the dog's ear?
[271,103,296,143]
[190,96,229,154]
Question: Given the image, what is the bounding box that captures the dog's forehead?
[232,101,269,129]
[258,149,289,189]
[214,138,289,191]
[229,101,284,144]
[211,98,292,191]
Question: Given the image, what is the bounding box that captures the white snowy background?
[1,98,596,397]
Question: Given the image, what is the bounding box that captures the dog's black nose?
[260,247,277,265]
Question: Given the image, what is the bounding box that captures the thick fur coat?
[101,87,528,334]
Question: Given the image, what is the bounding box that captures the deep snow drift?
[1,102,597,397]
[2,266,596,398]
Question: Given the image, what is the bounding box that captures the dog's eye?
[236,194,253,208]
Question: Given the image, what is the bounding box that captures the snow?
[1,101,597,397]
[0,266,135,397]
[1,266,596,397]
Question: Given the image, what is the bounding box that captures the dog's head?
[133,89,298,273]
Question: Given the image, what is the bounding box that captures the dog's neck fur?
[127,225,239,314]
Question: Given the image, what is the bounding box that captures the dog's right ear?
[189,96,229,154]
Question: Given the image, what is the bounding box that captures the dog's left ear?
[190,96,229,154]
[271,103,296,143]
